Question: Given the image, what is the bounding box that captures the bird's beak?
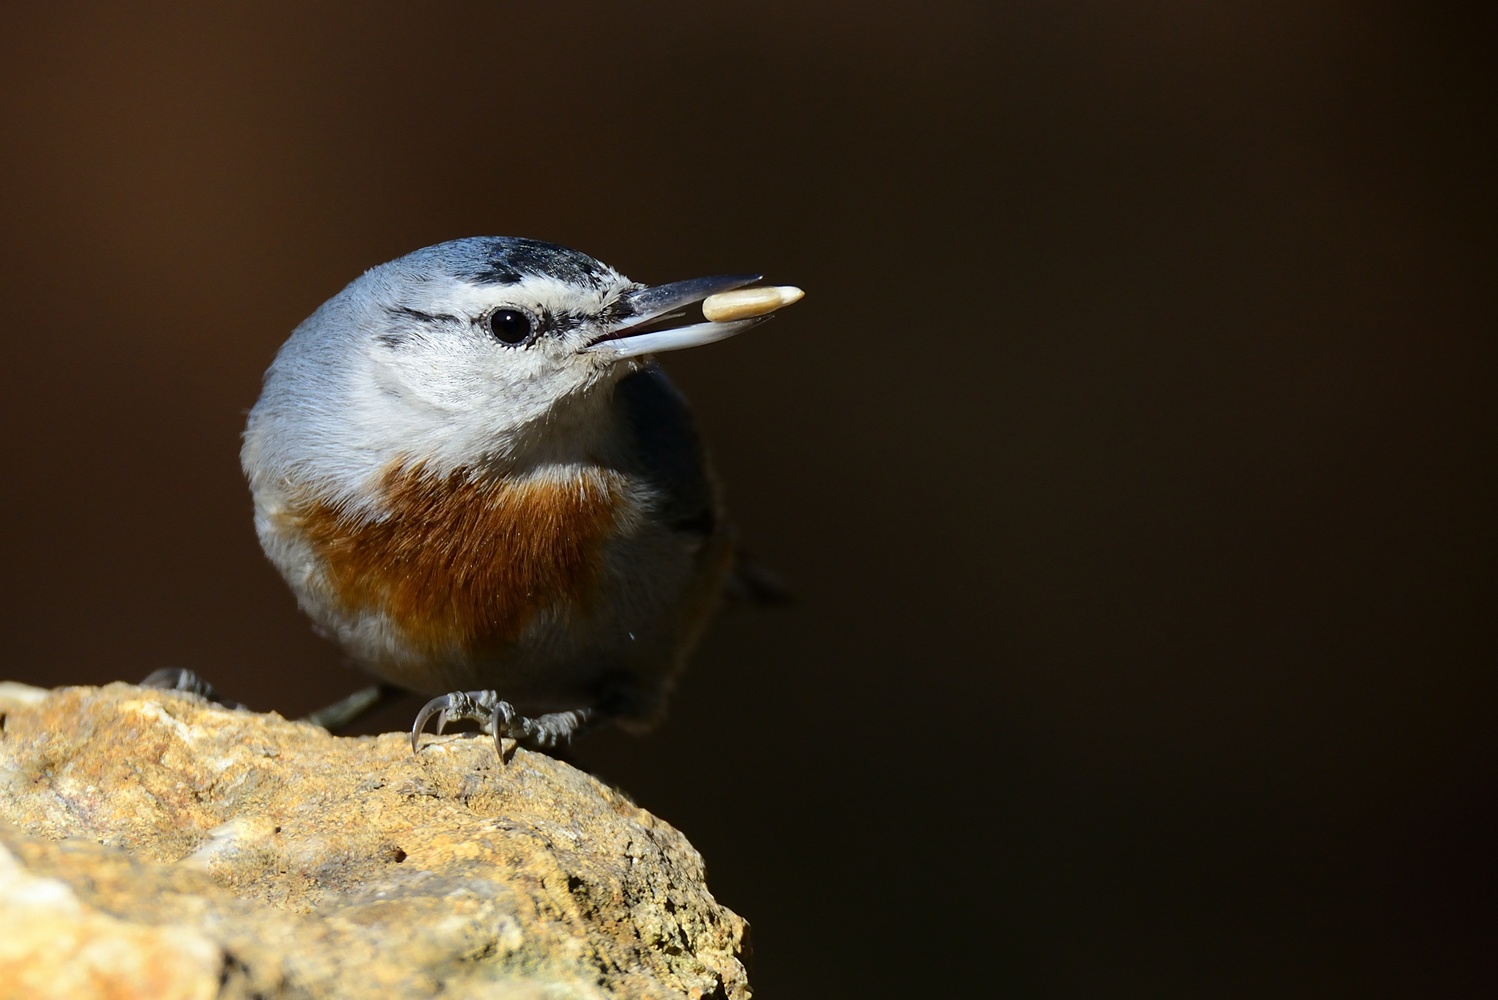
[585,274,779,360]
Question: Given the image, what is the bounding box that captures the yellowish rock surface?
[0,683,749,999]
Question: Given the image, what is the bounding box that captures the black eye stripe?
[386,305,461,324]
[546,308,590,331]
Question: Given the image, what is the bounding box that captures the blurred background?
[1,3,1492,996]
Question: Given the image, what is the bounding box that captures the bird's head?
[248,237,778,491]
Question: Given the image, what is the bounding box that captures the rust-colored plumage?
[237,239,796,748]
[289,463,630,657]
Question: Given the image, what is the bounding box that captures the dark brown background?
[2,3,1492,996]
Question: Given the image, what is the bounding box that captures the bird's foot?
[410,691,599,761]
[140,668,245,710]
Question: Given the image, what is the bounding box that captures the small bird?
[240,237,801,756]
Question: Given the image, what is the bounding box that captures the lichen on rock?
[0,682,750,999]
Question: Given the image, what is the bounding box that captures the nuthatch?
[240,237,801,756]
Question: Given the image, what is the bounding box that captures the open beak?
[585,274,768,360]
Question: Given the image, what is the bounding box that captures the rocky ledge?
[0,682,749,1000]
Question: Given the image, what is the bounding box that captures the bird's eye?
[486,308,534,345]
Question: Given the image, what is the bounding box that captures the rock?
[0,682,750,1000]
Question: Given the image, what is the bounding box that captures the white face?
[365,267,641,453]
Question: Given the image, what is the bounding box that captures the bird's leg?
[140,668,245,710]
[303,683,406,732]
[411,691,601,760]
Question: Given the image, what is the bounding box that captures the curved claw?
[410,695,455,753]
[489,700,517,759]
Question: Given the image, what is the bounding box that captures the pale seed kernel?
[701,285,805,322]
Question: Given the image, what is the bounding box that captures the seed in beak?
[701,285,805,323]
